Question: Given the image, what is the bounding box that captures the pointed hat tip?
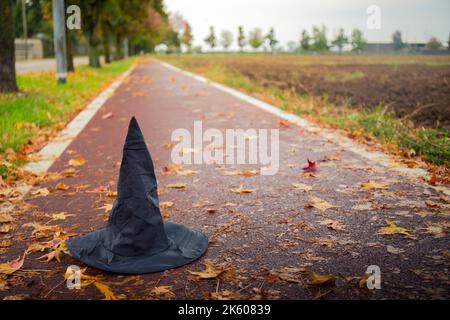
[125,116,145,146]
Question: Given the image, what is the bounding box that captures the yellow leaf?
[38,242,69,262]
[96,203,113,213]
[230,185,256,194]
[160,201,174,209]
[307,272,336,286]
[176,170,199,176]
[167,183,186,189]
[31,187,50,197]
[149,286,175,298]
[361,181,389,191]
[52,212,74,221]
[107,191,117,197]
[24,222,59,237]
[68,157,86,167]
[188,260,229,280]
[94,282,120,300]
[306,197,335,211]
[55,182,69,190]
[378,220,412,237]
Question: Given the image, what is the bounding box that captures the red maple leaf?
[302,159,316,172]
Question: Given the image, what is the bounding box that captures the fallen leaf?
[0,255,25,275]
[230,185,256,194]
[0,214,14,223]
[101,112,114,120]
[38,242,69,262]
[307,272,336,286]
[55,182,69,190]
[160,201,174,209]
[68,156,86,167]
[292,183,312,192]
[319,219,346,231]
[302,159,316,172]
[306,197,335,211]
[188,260,230,280]
[149,286,175,298]
[378,220,412,237]
[107,190,117,197]
[31,187,50,197]
[97,203,113,213]
[167,183,186,189]
[176,170,198,176]
[94,281,120,300]
[386,245,404,254]
[51,212,74,221]
[361,181,389,191]
[278,119,290,128]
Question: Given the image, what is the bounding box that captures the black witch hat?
[67,117,208,274]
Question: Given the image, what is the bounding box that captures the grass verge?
[159,55,449,168]
[0,58,135,179]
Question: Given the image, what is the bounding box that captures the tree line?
[0,0,178,92]
[199,25,450,53]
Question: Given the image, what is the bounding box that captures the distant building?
[365,42,427,54]
[15,38,44,60]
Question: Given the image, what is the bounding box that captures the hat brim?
[66,222,208,274]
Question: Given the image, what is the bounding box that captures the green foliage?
[351,29,366,52]
[332,28,347,53]
[300,29,310,51]
[426,37,442,50]
[265,28,278,53]
[248,28,264,51]
[237,26,246,51]
[392,30,405,51]
[204,26,217,49]
[311,26,329,52]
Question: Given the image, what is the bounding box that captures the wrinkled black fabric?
[67,117,208,274]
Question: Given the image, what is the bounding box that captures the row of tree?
[199,26,450,53]
[1,0,177,92]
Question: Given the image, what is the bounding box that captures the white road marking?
[159,61,449,195]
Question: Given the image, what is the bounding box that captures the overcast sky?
[164,0,450,49]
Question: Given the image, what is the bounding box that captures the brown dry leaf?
[107,190,117,197]
[324,152,341,161]
[423,223,448,238]
[31,187,50,197]
[97,203,113,213]
[24,222,60,237]
[230,185,256,194]
[55,182,69,190]
[386,245,405,254]
[167,183,186,189]
[361,181,389,191]
[160,201,174,209]
[51,212,74,221]
[307,272,336,286]
[176,170,199,176]
[149,286,175,299]
[292,183,312,192]
[68,157,86,167]
[101,112,114,120]
[203,290,244,300]
[0,224,14,233]
[163,143,173,149]
[0,214,14,223]
[188,260,230,280]
[306,197,336,211]
[38,242,69,262]
[62,168,79,177]
[0,255,25,275]
[319,219,346,231]
[0,240,12,248]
